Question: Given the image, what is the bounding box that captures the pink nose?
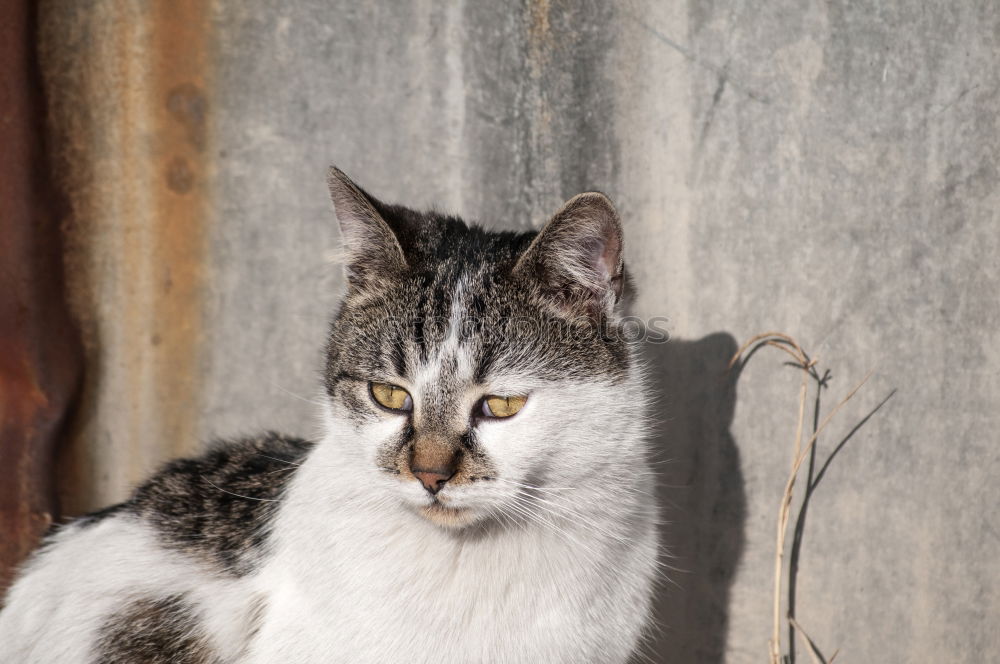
[412,468,454,494]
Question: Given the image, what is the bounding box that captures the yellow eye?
[481,395,527,418]
[370,382,413,412]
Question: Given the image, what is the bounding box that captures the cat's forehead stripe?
[324,211,630,403]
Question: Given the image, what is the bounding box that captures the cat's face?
[321,168,644,529]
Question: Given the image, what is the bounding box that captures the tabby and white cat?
[0,168,659,663]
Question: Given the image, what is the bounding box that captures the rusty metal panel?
[39,0,213,515]
[0,0,82,593]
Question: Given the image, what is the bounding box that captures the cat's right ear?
[514,191,625,320]
[327,166,407,287]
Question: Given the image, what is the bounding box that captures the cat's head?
[321,167,648,529]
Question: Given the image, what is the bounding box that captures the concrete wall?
[40,1,999,661]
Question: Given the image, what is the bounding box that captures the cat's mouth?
[419,499,476,528]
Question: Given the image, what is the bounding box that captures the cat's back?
[121,431,313,575]
[0,432,312,664]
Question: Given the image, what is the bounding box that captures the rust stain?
[116,0,149,490]
[166,82,209,151]
[527,0,553,76]
[528,0,552,47]
[0,0,84,590]
[166,156,195,194]
[522,0,557,215]
[39,0,214,514]
[145,0,213,466]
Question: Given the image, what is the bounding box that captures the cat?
[0,167,660,663]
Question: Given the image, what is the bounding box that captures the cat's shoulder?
[70,432,314,575]
[130,431,313,512]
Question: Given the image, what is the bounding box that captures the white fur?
[240,337,659,663]
[0,518,259,663]
[0,331,658,664]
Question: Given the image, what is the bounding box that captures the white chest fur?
[245,458,658,664]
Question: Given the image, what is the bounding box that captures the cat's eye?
[480,395,527,419]
[369,382,413,412]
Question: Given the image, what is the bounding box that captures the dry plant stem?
[787,615,826,664]
[731,333,870,664]
[764,339,810,368]
[788,370,873,482]
[771,369,872,663]
[771,358,812,664]
[729,332,807,371]
[738,335,813,664]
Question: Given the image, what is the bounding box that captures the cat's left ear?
[514,192,624,319]
[327,166,407,288]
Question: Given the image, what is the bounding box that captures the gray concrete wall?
[43,1,999,661]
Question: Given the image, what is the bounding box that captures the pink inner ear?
[593,225,621,283]
[516,191,624,309]
[595,245,612,281]
[592,223,625,300]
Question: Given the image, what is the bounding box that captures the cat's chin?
[418,500,479,529]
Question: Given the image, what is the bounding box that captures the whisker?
[255,453,304,467]
[202,478,282,502]
[271,383,328,408]
[491,478,577,492]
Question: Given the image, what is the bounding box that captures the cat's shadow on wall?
[633,332,746,664]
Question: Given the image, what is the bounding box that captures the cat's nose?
[409,436,460,494]
[411,467,455,495]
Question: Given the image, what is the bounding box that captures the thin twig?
[728,331,807,370]
[732,332,872,664]
[788,370,873,481]
[772,359,811,663]
[787,615,827,664]
[765,339,811,367]
[773,369,873,659]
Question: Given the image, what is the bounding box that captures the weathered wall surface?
[38,0,999,661]
[40,0,214,515]
[0,0,81,594]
